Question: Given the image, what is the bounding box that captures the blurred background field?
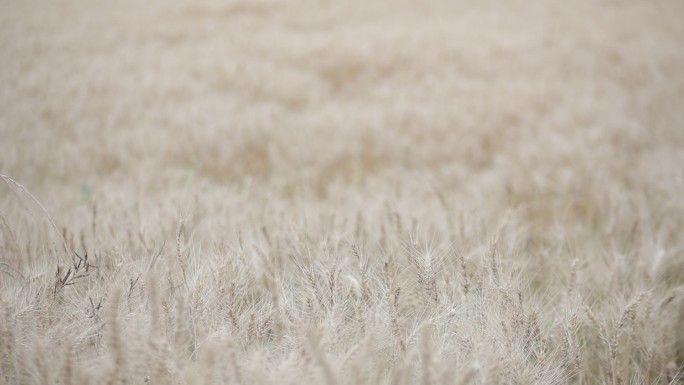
[2,0,683,245]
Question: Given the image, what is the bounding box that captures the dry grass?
[1,0,684,384]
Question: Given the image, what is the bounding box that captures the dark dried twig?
[53,252,94,298]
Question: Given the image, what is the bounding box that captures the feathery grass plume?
[560,317,581,380]
[303,264,326,319]
[351,244,370,306]
[677,293,684,378]
[146,272,169,385]
[0,301,18,385]
[609,292,646,384]
[176,218,188,290]
[107,287,124,385]
[387,285,404,353]
[485,238,501,286]
[327,256,341,309]
[147,273,162,335]
[350,243,370,335]
[406,242,440,304]
[455,250,470,296]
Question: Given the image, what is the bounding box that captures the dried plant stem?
[107,288,124,385]
[0,174,71,258]
[176,219,188,289]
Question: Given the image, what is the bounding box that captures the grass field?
[1,0,684,384]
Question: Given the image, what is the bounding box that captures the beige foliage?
[1,0,683,383]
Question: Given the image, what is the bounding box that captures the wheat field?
[1,0,684,384]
